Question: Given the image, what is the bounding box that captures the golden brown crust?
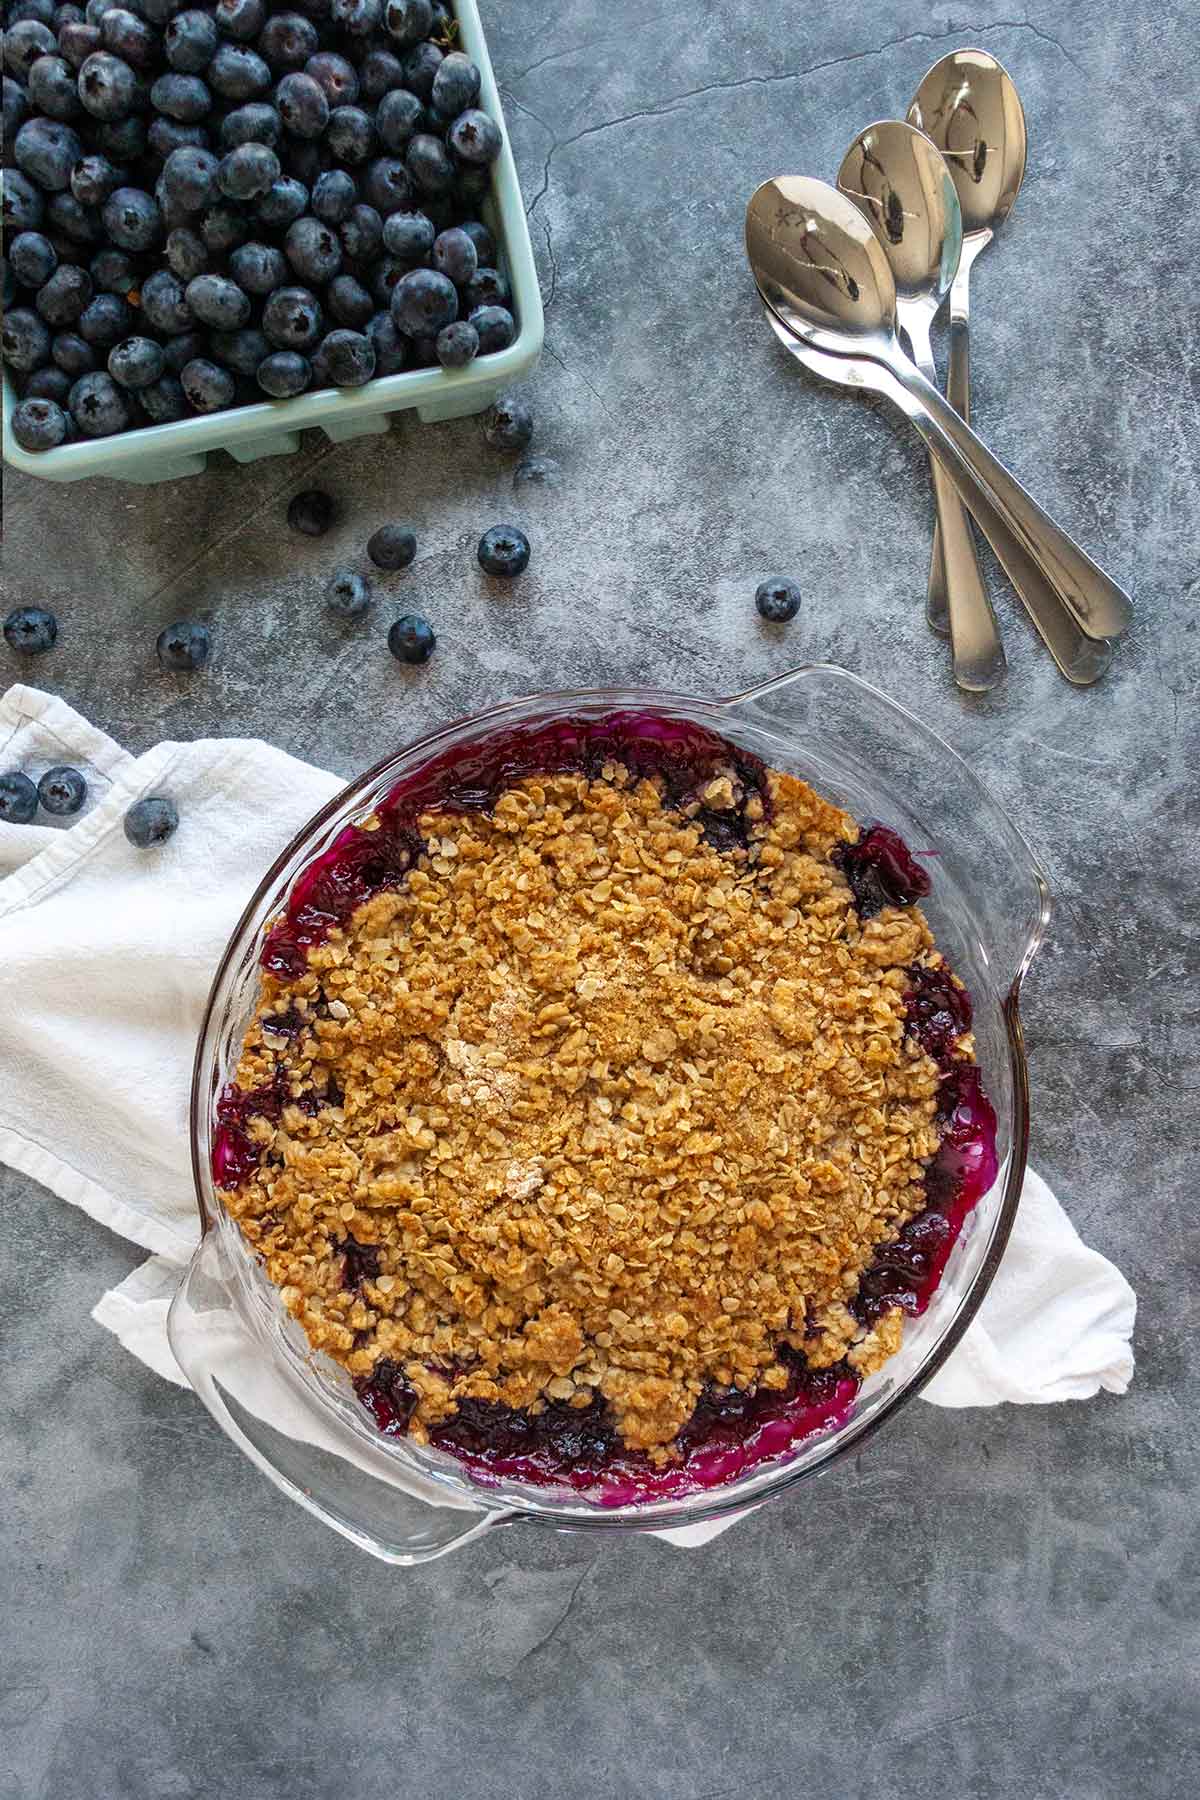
[223,761,946,1461]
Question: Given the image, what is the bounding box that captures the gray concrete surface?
[3,2,1198,1795]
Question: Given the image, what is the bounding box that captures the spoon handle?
[907,325,1005,691]
[926,263,973,635]
[887,355,1133,641]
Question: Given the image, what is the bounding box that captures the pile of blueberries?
[2,0,515,451]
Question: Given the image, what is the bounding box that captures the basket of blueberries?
[0,0,542,482]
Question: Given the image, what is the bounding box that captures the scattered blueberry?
[180,355,234,410]
[37,764,87,814]
[477,524,530,578]
[0,771,39,824]
[435,318,477,368]
[367,522,415,569]
[325,568,371,618]
[156,617,211,671]
[214,0,265,42]
[459,218,495,265]
[4,21,57,79]
[754,577,802,623]
[401,39,441,101]
[3,606,58,655]
[45,188,101,242]
[198,198,248,253]
[484,392,533,452]
[387,612,435,664]
[359,46,403,102]
[124,795,179,848]
[287,488,334,535]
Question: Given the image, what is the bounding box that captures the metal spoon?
[908,47,1022,635]
[836,120,1005,692]
[837,121,1112,686]
[744,177,1132,649]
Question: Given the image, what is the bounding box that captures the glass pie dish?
[169,666,1050,1562]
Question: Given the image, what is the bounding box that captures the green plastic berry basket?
[1,0,542,486]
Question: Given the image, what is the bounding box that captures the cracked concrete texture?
[2,1,1198,1796]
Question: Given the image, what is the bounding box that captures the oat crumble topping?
[219,751,974,1466]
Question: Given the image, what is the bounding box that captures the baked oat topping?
[217,739,982,1470]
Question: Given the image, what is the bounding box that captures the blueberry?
[140,266,193,331]
[311,166,355,223]
[360,154,410,215]
[28,53,84,120]
[25,364,72,402]
[14,0,56,21]
[256,348,309,396]
[365,308,406,374]
[70,152,121,206]
[304,49,357,106]
[383,0,431,46]
[263,283,322,349]
[101,185,160,249]
[387,613,435,664]
[326,272,373,327]
[209,42,269,100]
[99,8,155,69]
[11,395,68,450]
[430,225,476,288]
[330,0,380,32]
[76,290,133,341]
[391,265,455,335]
[285,213,340,282]
[209,324,268,373]
[184,272,249,330]
[218,100,280,148]
[406,131,453,195]
[38,764,87,813]
[337,201,381,264]
[57,21,101,69]
[448,108,502,166]
[10,230,57,286]
[401,41,441,101]
[2,167,45,231]
[179,355,234,411]
[754,577,802,623]
[45,190,101,241]
[463,264,509,311]
[359,46,403,101]
[138,0,188,22]
[139,372,188,419]
[68,367,129,432]
[484,393,533,452]
[15,116,81,189]
[325,568,371,618]
[51,329,93,373]
[255,173,307,226]
[87,245,134,295]
[83,0,117,21]
[257,11,317,73]
[430,52,479,118]
[312,326,374,388]
[1,307,50,371]
[214,0,264,41]
[2,73,31,145]
[145,113,206,163]
[156,616,210,671]
[476,524,529,578]
[164,224,208,279]
[94,111,145,161]
[274,69,326,136]
[3,605,58,654]
[381,206,433,262]
[161,327,204,371]
[287,487,333,535]
[468,302,514,354]
[217,140,278,199]
[164,8,217,72]
[3,20,56,78]
[198,198,247,252]
[228,238,285,294]
[367,522,415,569]
[160,143,218,210]
[327,104,373,165]
[433,319,477,368]
[108,333,164,387]
[0,771,39,823]
[148,68,210,121]
[374,86,421,156]
[459,218,494,265]
[124,795,179,847]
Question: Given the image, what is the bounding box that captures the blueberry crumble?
[215,714,997,1502]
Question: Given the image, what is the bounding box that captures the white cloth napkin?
[0,685,1136,1548]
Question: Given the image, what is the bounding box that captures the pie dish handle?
[167,1228,517,1565]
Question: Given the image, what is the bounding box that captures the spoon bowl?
[908,47,1027,239]
[835,120,962,317]
[744,175,898,350]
